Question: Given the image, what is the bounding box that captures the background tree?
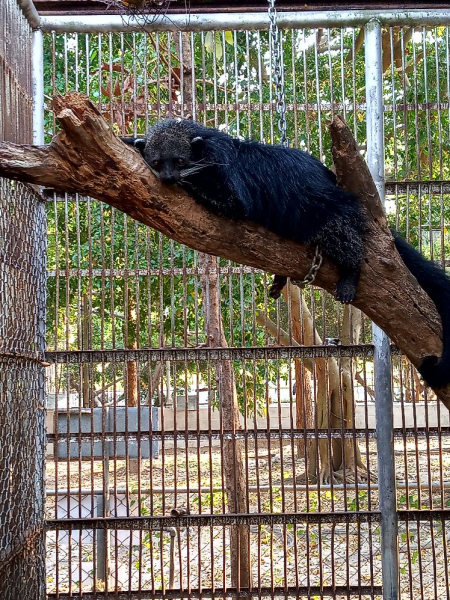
[42,25,450,456]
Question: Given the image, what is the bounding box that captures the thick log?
[0,93,449,409]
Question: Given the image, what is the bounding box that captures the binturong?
[122,119,450,389]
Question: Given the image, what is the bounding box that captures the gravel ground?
[45,437,450,598]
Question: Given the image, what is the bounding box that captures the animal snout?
[160,171,179,184]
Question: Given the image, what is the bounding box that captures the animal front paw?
[336,280,357,304]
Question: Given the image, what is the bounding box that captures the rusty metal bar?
[45,344,404,363]
[365,18,399,600]
[46,511,382,530]
[46,584,384,599]
[46,428,379,444]
[39,10,450,33]
[45,427,450,443]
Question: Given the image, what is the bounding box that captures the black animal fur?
[122,119,450,389]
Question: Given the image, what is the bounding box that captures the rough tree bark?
[0,93,449,409]
[126,295,139,408]
[81,293,92,407]
[199,253,251,588]
[176,35,251,586]
[338,304,369,481]
[281,283,314,457]
[256,297,369,485]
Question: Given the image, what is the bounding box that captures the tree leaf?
[224,31,234,45]
[214,34,223,61]
[204,31,214,55]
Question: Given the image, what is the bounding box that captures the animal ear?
[120,137,146,155]
[134,139,146,154]
[121,137,137,145]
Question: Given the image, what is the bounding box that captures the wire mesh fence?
[0,2,47,599]
[0,0,34,145]
[39,19,450,599]
[0,7,448,599]
[0,178,47,600]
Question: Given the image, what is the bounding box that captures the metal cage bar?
[39,9,450,33]
[365,19,399,600]
[30,8,450,600]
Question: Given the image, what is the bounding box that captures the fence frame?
[18,4,450,599]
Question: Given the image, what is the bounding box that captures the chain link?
[268,0,323,288]
[290,245,324,289]
[267,0,288,147]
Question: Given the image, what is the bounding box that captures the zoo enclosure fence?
[2,2,450,599]
[0,1,46,599]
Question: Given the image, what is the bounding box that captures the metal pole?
[16,0,41,30]
[96,493,109,583]
[365,18,399,600]
[39,9,450,34]
[29,12,47,600]
[32,27,44,145]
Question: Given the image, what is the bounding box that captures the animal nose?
[160,172,177,184]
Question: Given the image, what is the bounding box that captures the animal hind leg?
[269,275,287,299]
[269,257,360,303]
[319,223,364,304]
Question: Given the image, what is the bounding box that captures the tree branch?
[1,93,449,409]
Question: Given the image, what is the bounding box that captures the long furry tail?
[393,231,450,388]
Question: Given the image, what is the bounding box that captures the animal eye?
[151,160,160,168]
[177,158,186,166]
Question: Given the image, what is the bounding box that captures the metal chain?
[290,245,324,289]
[267,0,288,147]
[267,0,323,288]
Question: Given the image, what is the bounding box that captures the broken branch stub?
[0,93,448,408]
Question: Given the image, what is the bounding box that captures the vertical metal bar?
[364,18,399,600]
[32,28,44,145]
[96,492,107,581]
[31,21,47,600]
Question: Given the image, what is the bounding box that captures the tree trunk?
[339,305,368,478]
[198,253,251,589]
[176,32,194,115]
[126,294,139,407]
[281,284,314,456]
[256,301,370,484]
[1,95,449,408]
[81,294,92,407]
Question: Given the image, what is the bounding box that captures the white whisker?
[180,166,209,176]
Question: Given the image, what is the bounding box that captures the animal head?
[134,120,206,184]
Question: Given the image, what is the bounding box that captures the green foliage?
[347,490,368,511]
[44,26,450,410]
[398,493,420,510]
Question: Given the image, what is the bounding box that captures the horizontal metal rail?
[46,266,265,277]
[16,0,40,29]
[46,584,384,599]
[45,344,403,363]
[397,509,450,521]
[45,511,381,530]
[39,9,450,33]
[46,427,450,444]
[386,181,450,195]
[44,477,450,496]
[44,509,450,532]
[39,101,450,123]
